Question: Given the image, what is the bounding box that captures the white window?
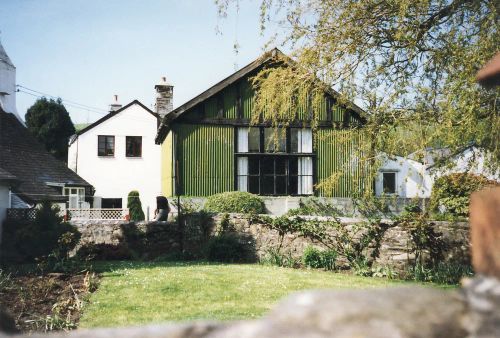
[64,187,86,208]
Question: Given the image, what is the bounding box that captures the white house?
[375,146,499,198]
[68,98,163,220]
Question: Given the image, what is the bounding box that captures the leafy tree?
[25,97,76,161]
[217,0,500,188]
[127,190,145,221]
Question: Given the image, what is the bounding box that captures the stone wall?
[70,214,469,271]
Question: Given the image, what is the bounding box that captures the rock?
[470,187,500,279]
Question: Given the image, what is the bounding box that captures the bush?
[205,233,256,263]
[127,190,145,221]
[430,173,498,216]
[302,245,338,271]
[204,191,265,214]
[0,201,81,263]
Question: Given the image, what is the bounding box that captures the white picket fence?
[67,208,129,221]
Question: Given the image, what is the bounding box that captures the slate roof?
[0,110,92,204]
[155,48,367,144]
[0,167,18,184]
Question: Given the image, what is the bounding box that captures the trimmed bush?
[430,173,498,216]
[204,191,265,214]
[127,190,145,221]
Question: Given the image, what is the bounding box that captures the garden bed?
[0,270,99,333]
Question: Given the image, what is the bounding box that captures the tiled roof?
[0,110,92,203]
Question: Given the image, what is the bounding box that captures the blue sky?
[0,0,284,124]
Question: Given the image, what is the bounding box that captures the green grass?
[79,261,433,328]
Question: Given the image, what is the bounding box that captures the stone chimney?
[109,94,122,112]
[155,77,173,118]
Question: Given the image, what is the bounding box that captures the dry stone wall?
[70,214,470,271]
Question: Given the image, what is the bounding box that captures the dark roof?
[70,100,158,145]
[0,110,92,204]
[0,167,18,184]
[155,48,366,144]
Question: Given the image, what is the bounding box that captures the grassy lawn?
[79,261,430,328]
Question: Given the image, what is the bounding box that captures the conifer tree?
[127,190,145,221]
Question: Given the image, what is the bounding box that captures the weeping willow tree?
[217,0,499,195]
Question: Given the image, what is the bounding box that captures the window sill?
[126,156,143,159]
[98,155,115,158]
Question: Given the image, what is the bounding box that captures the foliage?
[205,233,256,263]
[0,201,81,263]
[302,245,338,271]
[254,214,389,270]
[25,97,76,161]
[205,191,265,214]
[430,173,499,216]
[127,190,145,221]
[260,248,300,268]
[286,197,344,217]
[217,0,500,188]
[407,261,473,285]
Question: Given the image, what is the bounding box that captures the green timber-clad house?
[155,49,369,198]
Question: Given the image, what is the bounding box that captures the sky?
[0,0,285,124]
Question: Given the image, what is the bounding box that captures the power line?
[17,89,108,116]
[17,84,109,113]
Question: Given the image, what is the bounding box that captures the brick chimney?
[109,94,122,112]
[155,77,173,118]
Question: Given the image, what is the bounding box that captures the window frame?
[382,171,397,195]
[235,127,315,196]
[97,135,115,157]
[126,136,142,158]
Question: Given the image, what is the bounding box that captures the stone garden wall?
[70,214,470,271]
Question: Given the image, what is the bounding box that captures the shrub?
[127,190,145,221]
[302,245,338,271]
[205,233,256,263]
[205,191,265,214]
[0,201,81,263]
[302,246,323,268]
[430,173,498,216]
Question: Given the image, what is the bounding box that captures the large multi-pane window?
[236,127,313,195]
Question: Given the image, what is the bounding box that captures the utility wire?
[17,85,109,113]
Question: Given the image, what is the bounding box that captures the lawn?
[80,261,421,328]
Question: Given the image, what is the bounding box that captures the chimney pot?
[109,94,122,112]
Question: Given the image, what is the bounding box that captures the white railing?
[67,208,129,221]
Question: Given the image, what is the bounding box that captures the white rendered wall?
[68,103,161,219]
[375,155,431,198]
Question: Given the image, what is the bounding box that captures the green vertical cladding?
[223,86,237,119]
[242,80,253,119]
[316,128,370,197]
[175,124,234,196]
[204,97,218,118]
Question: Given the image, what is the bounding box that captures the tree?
[217,0,500,188]
[127,190,145,221]
[25,97,76,161]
